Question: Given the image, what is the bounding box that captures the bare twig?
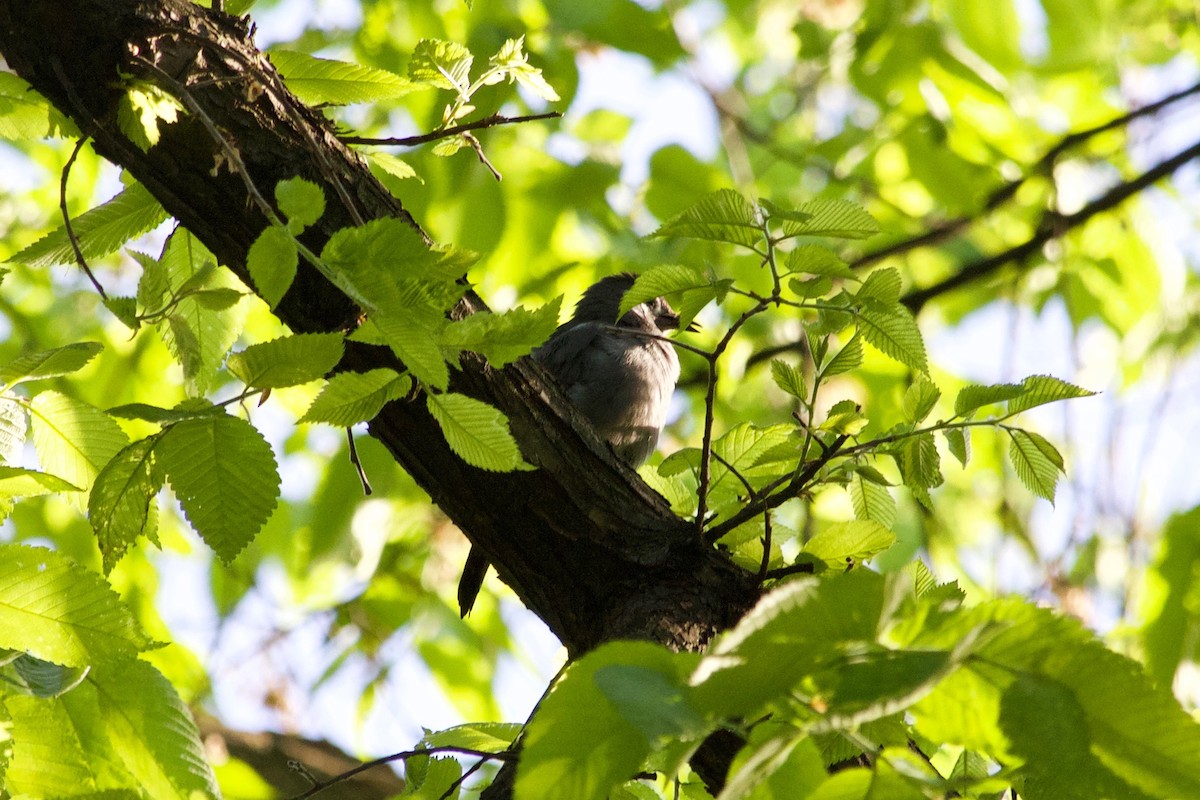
[340,111,562,147]
[287,745,512,800]
[55,133,109,300]
[346,427,372,496]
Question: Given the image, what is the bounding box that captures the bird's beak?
[684,320,700,333]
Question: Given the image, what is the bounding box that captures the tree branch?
[339,111,562,147]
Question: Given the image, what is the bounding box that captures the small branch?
[464,131,503,181]
[903,135,1200,313]
[852,78,1200,271]
[705,434,848,545]
[287,745,513,800]
[340,111,562,148]
[761,561,816,581]
[55,133,109,300]
[346,427,372,495]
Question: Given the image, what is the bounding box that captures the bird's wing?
[533,321,606,391]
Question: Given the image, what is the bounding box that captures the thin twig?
[346,427,372,495]
[761,561,816,581]
[464,131,502,181]
[286,745,512,800]
[340,111,562,147]
[55,134,109,300]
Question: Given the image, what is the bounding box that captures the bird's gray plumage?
[533,272,682,466]
[457,273,684,616]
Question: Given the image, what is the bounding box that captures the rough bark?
[0,0,757,793]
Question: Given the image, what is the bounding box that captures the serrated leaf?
[89,437,164,574]
[374,313,450,389]
[107,401,227,424]
[618,264,711,318]
[11,182,168,268]
[903,374,941,424]
[409,38,473,91]
[275,176,325,231]
[850,472,897,528]
[157,413,280,562]
[803,520,896,568]
[944,427,970,467]
[783,244,856,278]
[4,653,90,698]
[856,267,903,305]
[651,188,763,248]
[320,217,474,295]
[0,72,76,139]
[954,382,1024,417]
[270,50,419,105]
[1,342,103,385]
[104,295,140,329]
[29,391,130,505]
[1007,428,1063,502]
[156,231,249,395]
[421,722,523,752]
[899,432,942,491]
[246,225,298,309]
[780,199,879,240]
[821,334,863,378]
[426,392,530,472]
[440,299,562,367]
[770,359,806,399]
[0,466,81,497]
[1006,374,1096,414]
[857,305,927,370]
[87,658,220,798]
[227,332,344,389]
[787,275,833,299]
[117,82,183,152]
[0,392,27,464]
[0,544,157,666]
[300,369,409,427]
[366,150,420,181]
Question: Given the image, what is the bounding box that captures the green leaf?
[270,50,418,105]
[0,72,76,139]
[246,225,298,309]
[275,177,325,232]
[116,82,183,152]
[944,427,970,467]
[617,264,711,318]
[518,642,699,800]
[1006,374,1096,414]
[89,437,164,574]
[849,472,897,528]
[157,412,281,562]
[855,266,903,305]
[3,653,90,698]
[1007,428,1063,503]
[899,431,943,491]
[426,392,531,472]
[156,231,250,395]
[0,466,81,497]
[783,244,856,279]
[375,313,451,389]
[227,332,344,389]
[902,373,941,424]
[408,38,473,91]
[690,570,886,719]
[857,304,927,370]
[107,400,227,424]
[0,544,157,667]
[802,520,896,569]
[489,36,560,101]
[320,217,473,300]
[719,726,826,800]
[953,382,1024,417]
[11,182,168,268]
[366,150,420,182]
[0,342,103,386]
[29,391,130,503]
[770,359,806,399]
[0,392,28,464]
[651,188,763,248]
[780,199,879,240]
[421,722,523,752]
[821,333,864,378]
[1141,506,1200,688]
[440,299,563,367]
[300,369,410,427]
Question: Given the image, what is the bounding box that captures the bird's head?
[573,272,693,334]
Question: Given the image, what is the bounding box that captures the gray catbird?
[456,273,687,616]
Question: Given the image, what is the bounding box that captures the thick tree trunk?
[0,0,757,792]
